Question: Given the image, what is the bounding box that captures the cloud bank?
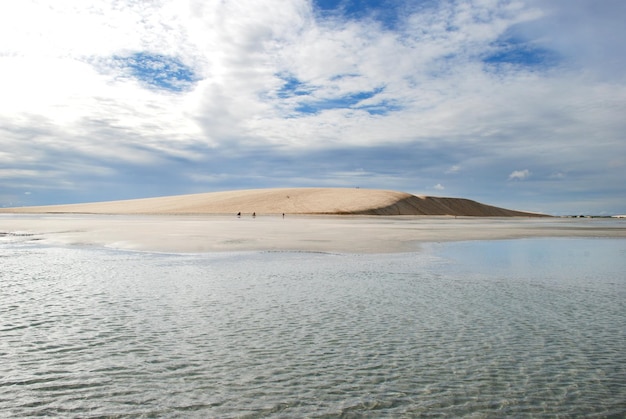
[1,0,625,214]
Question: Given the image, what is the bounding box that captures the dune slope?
[0,188,545,216]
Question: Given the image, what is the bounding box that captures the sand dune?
[0,188,545,217]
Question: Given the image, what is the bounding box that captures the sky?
[1,0,625,215]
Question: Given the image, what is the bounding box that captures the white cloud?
[509,169,531,181]
[434,183,445,191]
[0,0,625,213]
[0,169,41,179]
[2,0,618,153]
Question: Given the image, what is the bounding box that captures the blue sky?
[1,0,625,215]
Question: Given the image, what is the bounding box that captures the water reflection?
[432,238,626,285]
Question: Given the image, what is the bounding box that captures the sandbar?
[1,214,624,254]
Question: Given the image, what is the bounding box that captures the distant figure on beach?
[282,213,285,218]
[252,212,256,218]
[237,212,241,217]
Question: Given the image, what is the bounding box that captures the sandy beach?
[2,214,625,253]
[2,188,623,253]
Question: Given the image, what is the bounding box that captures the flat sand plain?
[2,214,625,253]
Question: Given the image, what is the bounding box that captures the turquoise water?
[1,238,625,417]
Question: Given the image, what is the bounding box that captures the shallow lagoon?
[1,237,625,417]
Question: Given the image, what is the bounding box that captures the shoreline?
[2,213,625,254]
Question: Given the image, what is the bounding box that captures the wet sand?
[2,214,625,253]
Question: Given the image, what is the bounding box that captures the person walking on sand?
[252,212,256,218]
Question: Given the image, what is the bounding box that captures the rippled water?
[1,238,625,417]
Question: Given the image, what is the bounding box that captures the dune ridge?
[0,188,545,217]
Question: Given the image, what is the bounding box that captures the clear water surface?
[1,237,625,417]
